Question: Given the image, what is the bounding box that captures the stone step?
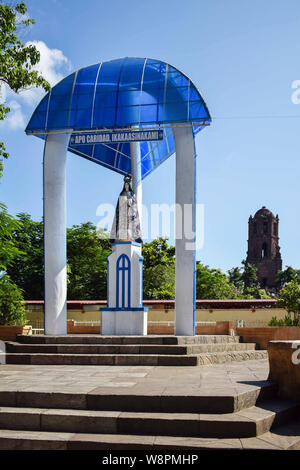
[197,350,268,365]
[0,381,277,413]
[0,399,297,438]
[0,420,300,450]
[16,334,240,345]
[5,349,267,366]
[5,341,257,355]
[5,353,198,366]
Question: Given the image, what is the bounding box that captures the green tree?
[228,266,243,290]
[241,262,272,299]
[0,202,22,271]
[0,2,50,321]
[143,264,175,300]
[277,281,300,321]
[67,222,111,300]
[0,1,50,173]
[196,263,239,299]
[142,238,175,299]
[276,266,300,288]
[228,262,271,299]
[0,205,26,325]
[5,213,43,299]
[142,237,175,269]
[241,261,259,289]
[6,217,112,300]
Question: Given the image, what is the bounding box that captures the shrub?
[268,315,300,326]
[268,316,279,326]
[0,275,26,325]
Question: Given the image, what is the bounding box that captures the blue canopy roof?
[26,57,211,179]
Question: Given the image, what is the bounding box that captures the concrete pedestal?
[101,309,148,335]
[101,241,148,335]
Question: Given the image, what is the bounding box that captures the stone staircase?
[0,380,299,449]
[4,334,268,366]
[0,335,299,450]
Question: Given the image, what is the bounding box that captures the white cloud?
[31,40,71,85]
[0,82,7,103]
[18,40,72,105]
[1,41,71,130]
[0,100,25,130]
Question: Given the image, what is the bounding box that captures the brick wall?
[0,325,32,341]
[235,326,300,350]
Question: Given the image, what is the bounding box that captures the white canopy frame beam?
[173,124,196,336]
[43,132,70,335]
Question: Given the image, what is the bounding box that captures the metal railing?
[148,321,217,326]
[71,320,100,326]
[235,319,270,328]
[31,328,44,335]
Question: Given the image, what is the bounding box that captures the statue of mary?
[110,175,142,244]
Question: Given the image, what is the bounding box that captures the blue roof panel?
[26,57,211,179]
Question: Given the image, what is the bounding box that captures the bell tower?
[246,206,282,288]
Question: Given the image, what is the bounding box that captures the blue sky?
[1,0,300,273]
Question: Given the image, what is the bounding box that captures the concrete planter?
[234,326,300,350]
[268,340,300,401]
[0,325,32,342]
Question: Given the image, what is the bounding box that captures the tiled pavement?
[0,359,270,395]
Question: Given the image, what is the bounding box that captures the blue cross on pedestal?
[101,242,148,335]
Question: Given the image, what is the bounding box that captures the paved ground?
[0,359,270,395]
[1,359,300,450]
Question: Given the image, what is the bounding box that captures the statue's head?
[124,175,131,192]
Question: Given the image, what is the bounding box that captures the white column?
[43,132,70,335]
[130,139,142,224]
[173,125,196,336]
